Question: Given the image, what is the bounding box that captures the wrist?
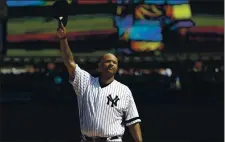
[59,36,67,40]
[59,36,67,41]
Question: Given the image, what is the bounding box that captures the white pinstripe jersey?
[70,64,141,139]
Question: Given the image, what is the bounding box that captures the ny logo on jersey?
[107,94,119,107]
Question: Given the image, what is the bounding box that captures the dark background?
[0,0,224,141]
[1,68,224,141]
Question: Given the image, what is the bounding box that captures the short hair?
[98,53,120,63]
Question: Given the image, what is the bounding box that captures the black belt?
[83,135,119,142]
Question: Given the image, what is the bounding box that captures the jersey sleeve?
[69,64,92,96]
[124,88,141,126]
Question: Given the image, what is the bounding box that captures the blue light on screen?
[114,15,133,36]
[6,0,45,7]
[130,20,162,41]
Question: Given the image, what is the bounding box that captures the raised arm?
[56,22,76,78]
[56,23,91,96]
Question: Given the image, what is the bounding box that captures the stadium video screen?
[114,1,223,53]
[6,0,117,44]
[6,0,224,53]
[7,15,115,43]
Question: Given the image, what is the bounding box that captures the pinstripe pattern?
[70,64,141,140]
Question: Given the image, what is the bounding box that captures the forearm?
[59,38,76,72]
[128,123,143,142]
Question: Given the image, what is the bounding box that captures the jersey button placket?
[96,89,102,135]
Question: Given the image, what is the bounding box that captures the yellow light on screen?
[173,4,192,20]
[67,0,73,4]
[117,6,123,15]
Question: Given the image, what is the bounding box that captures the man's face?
[98,54,118,76]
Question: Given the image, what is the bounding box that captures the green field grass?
[6,14,224,57]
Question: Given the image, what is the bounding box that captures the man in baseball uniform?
[56,23,143,142]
